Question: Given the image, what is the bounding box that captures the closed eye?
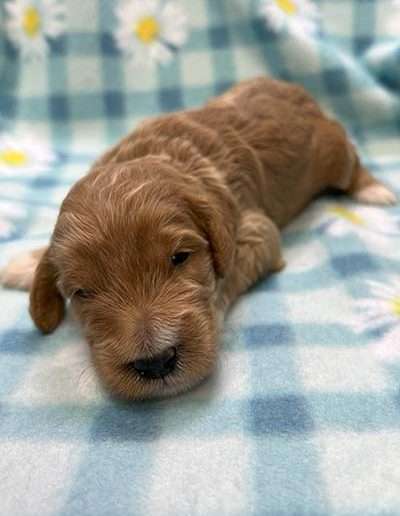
[73,289,94,300]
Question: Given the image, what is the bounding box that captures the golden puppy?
[1,78,396,399]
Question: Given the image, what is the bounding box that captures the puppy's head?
[30,157,236,399]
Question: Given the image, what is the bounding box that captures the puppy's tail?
[1,247,46,291]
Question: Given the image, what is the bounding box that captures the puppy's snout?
[131,346,177,379]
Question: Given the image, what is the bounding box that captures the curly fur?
[1,78,395,399]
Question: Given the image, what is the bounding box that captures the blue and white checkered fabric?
[0,1,400,514]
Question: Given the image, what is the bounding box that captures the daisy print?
[259,0,319,35]
[354,277,400,363]
[114,0,188,67]
[0,134,55,176]
[5,0,65,59]
[323,203,400,238]
[299,201,400,251]
[325,203,399,246]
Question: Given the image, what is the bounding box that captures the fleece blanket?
[0,1,400,514]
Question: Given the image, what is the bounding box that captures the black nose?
[132,346,177,379]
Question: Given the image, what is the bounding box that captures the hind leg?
[322,122,396,206]
[314,118,396,206]
[347,165,397,206]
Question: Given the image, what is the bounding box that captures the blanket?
[0,1,400,514]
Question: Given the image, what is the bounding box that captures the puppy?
[1,78,396,399]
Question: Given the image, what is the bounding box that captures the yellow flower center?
[0,149,28,167]
[328,205,365,226]
[276,0,297,15]
[22,6,41,38]
[391,297,400,317]
[134,16,160,44]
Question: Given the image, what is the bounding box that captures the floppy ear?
[29,247,65,334]
[184,188,237,278]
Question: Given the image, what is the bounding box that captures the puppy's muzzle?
[130,346,177,379]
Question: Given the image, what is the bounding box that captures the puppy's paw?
[353,182,397,206]
[0,251,39,291]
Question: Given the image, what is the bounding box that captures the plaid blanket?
[1,1,400,514]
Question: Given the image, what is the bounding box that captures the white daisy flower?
[5,0,65,59]
[354,278,400,363]
[114,0,188,67]
[288,201,400,252]
[259,0,319,35]
[0,134,55,176]
[324,203,400,242]
[355,277,400,331]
